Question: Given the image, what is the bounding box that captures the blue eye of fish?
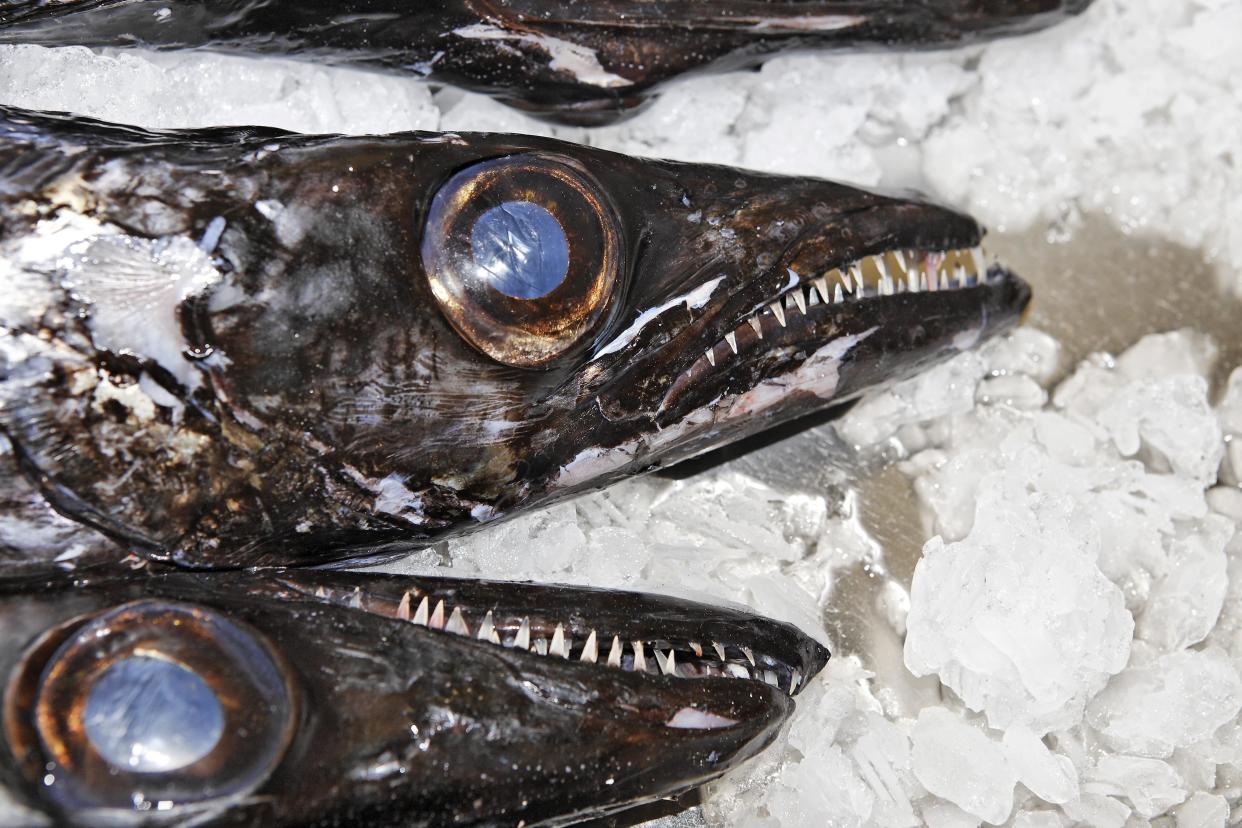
[83,655,224,773]
[470,201,570,300]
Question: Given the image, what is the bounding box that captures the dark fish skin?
[0,568,828,826]
[0,106,1030,572]
[0,0,1095,124]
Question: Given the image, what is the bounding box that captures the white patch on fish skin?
[372,473,428,518]
[0,212,102,329]
[60,230,222,390]
[452,23,633,89]
[747,14,865,32]
[92,375,157,422]
[666,707,739,730]
[953,327,983,350]
[593,276,726,361]
[555,330,875,489]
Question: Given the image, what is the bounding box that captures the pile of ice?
[2,0,1239,289]
[766,326,1242,828]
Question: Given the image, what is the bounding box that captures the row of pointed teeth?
[324,586,802,694]
[702,245,991,367]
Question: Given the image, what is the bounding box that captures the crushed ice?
[2,0,1241,825]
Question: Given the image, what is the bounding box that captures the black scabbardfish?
[0,106,1029,571]
[0,0,1094,123]
[0,568,828,826]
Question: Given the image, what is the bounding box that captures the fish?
[0,567,828,826]
[0,0,1095,124]
[0,105,1030,571]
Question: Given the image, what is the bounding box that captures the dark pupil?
[470,201,570,300]
[83,655,224,773]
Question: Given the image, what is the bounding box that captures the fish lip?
[272,570,829,706]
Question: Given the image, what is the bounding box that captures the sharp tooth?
[919,270,929,292]
[477,610,495,641]
[690,641,703,658]
[413,596,430,626]
[790,669,802,693]
[446,607,469,636]
[874,256,889,280]
[850,264,865,292]
[970,247,986,277]
[632,641,648,672]
[880,274,894,296]
[813,277,830,303]
[747,315,763,339]
[938,271,949,291]
[490,629,501,644]
[768,302,786,327]
[741,646,756,666]
[791,288,807,314]
[712,642,727,661]
[314,586,328,598]
[725,662,751,679]
[607,635,623,668]
[834,284,844,303]
[514,617,531,650]
[806,286,819,307]
[430,600,446,629]
[893,250,908,273]
[906,275,917,293]
[397,591,413,621]
[533,638,548,655]
[724,331,738,354]
[581,630,599,663]
[705,348,716,367]
[551,623,568,658]
[348,587,363,609]
[763,670,778,686]
[655,649,677,676]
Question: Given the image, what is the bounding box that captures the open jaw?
[0,569,828,826]
[562,231,1029,491]
[293,570,825,697]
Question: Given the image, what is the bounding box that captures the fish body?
[0,107,1029,571]
[0,0,1094,123]
[0,568,828,825]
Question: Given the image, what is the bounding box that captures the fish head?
[0,570,827,825]
[0,108,1027,568]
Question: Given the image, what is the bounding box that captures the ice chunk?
[1114,330,1218,382]
[1086,648,1242,757]
[0,45,439,134]
[1001,726,1079,804]
[1175,792,1229,828]
[1136,515,1233,651]
[1059,793,1131,828]
[835,352,987,448]
[1086,754,1187,817]
[905,487,1133,734]
[910,708,1015,825]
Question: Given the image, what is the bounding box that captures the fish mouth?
[585,201,1029,467]
[281,570,827,703]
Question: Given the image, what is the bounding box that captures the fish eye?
[421,154,624,368]
[4,601,296,813]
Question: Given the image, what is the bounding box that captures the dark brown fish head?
[0,569,828,826]
[0,0,1095,123]
[0,107,1027,570]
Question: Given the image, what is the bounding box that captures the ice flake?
[910,708,1015,825]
